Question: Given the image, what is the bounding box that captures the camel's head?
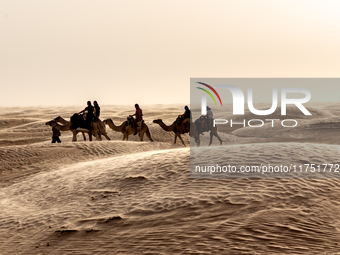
[45,120,57,127]
[153,119,162,124]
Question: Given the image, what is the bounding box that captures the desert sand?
[1,104,340,254]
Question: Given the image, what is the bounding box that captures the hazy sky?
[1,0,340,107]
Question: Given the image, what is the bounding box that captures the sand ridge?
[1,104,340,254]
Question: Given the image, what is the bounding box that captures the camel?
[52,116,110,141]
[102,119,126,140]
[103,118,153,142]
[45,119,100,142]
[152,119,189,146]
[53,116,86,140]
[193,118,223,146]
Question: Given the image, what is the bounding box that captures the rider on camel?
[205,106,213,131]
[179,105,191,133]
[132,104,143,135]
[78,101,95,129]
[199,106,213,134]
[93,100,100,121]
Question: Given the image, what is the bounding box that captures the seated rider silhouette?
[198,106,213,134]
[78,101,95,129]
[202,106,213,131]
[93,100,100,121]
[132,104,143,135]
[179,105,191,133]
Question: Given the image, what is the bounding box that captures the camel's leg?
[214,130,223,145]
[209,132,213,146]
[72,131,77,142]
[196,134,200,147]
[146,132,153,142]
[76,130,86,141]
[102,126,111,140]
[89,132,93,141]
[139,130,145,141]
[96,134,101,141]
[97,133,102,141]
[98,121,109,140]
[145,127,153,142]
[174,134,177,144]
[92,128,101,140]
[103,133,111,140]
[178,134,186,147]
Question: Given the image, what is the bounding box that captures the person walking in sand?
[51,126,61,143]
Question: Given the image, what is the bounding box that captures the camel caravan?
[45,102,223,147]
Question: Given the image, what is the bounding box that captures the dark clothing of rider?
[79,101,95,129]
[180,106,191,122]
[85,105,94,120]
[133,104,143,135]
[184,109,191,119]
[179,106,191,133]
[135,107,143,121]
[94,104,100,118]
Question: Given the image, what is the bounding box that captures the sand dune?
[232,116,340,145]
[1,104,340,254]
[0,139,189,189]
[0,118,40,129]
[191,143,340,178]
[2,144,340,254]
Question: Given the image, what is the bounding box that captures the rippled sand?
[1,104,340,254]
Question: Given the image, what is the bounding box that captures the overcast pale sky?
[1,0,340,106]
